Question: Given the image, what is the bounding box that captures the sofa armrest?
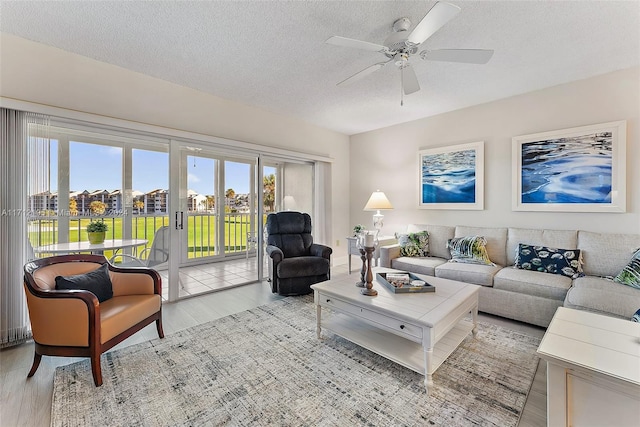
[310,243,332,260]
[379,244,401,268]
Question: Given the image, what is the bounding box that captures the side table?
[537,307,640,427]
[346,235,396,273]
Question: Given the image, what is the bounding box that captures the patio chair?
[110,226,169,268]
[23,254,164,386]
[265,211,332,296]
[246,231,259,259]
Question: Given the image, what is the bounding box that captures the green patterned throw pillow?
[447,235,494,266]
[613,248,640,290]
[396,231,429,257]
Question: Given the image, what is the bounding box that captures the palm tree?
[206,195,215,210]
[225,188,235,206]
[133,200,144,214]
[69,198,78,216]
[89,200,106,215]
[263,174,275,212]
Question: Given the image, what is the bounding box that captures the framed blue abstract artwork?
[512,121,626,212]
[418,141,484,210]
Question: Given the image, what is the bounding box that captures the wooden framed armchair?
[23,254,164,386]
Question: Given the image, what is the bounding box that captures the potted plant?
[353,224,366,236]
[86,219,108,244]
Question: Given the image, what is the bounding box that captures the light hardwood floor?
[0,264,547,426]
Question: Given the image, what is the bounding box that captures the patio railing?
[28,212,260,259]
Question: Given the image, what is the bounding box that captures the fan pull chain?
[400,66,404,107]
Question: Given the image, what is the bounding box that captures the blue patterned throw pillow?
[515,243,583,279]
[447,236,494,266]
[396,231,429,257]
[613,248,640,290]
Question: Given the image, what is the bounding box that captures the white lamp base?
[373,211,384,231]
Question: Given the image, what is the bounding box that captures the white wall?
[350,67,640,236]
[0,33,351,260]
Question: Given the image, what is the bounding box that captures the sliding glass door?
[181,152,220,262]
[26,122,321,304]
[168,144,261,299]
[27,129,169,253]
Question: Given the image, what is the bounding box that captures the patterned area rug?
[51,296,540,426]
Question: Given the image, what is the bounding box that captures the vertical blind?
[314,161,332,246]
[0,108,50,347]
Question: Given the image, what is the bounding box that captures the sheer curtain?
[0,108,50,348]
[314,161,332,246]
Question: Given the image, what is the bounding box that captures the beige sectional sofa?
[380,224,640,327]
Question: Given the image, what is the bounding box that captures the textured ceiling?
[1,1,639,135]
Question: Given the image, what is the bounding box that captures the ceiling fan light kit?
[325,1,494,105]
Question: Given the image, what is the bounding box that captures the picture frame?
[418,141,484,210]
[512,120,626,213]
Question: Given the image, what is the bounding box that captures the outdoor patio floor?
[159,255,269,300]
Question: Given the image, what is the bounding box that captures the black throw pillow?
[55,263,114,303]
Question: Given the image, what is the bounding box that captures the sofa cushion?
[506,228,577,266]
[435,262,501,287]
[564,276,640,319]
[494,267,571,301]
[514,244,583,279]
[455,226,507,266]
[55,263,114,303]
[577,231,640,277]
[447,236,495,266]
[406,224,455,259]
[391,256,446,276]
[397,231,429,257]
[613,248,640,289]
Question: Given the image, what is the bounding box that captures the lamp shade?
[363,191,393,211]
[283,195,297,211]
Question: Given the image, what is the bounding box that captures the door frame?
[168,141,264,301]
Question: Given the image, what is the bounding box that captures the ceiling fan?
[325,1,494,104]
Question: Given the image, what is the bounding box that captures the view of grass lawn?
[29,213,264,260]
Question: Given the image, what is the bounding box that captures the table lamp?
[283,195,297,211]
[363,190,393,231]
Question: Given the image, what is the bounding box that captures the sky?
[49,141,273,195]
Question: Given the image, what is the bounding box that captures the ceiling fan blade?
[402,64,420,95]
[407,2,461,45]
[422,49,494,64]
[337,60,391,86]
[325,36,387,53]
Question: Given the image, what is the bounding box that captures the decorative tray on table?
[376,272,436,294]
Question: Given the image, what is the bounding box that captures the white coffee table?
[537,307,640,427]
[311,268,479,395]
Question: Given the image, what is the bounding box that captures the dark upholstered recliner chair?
[266,211,332,296]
